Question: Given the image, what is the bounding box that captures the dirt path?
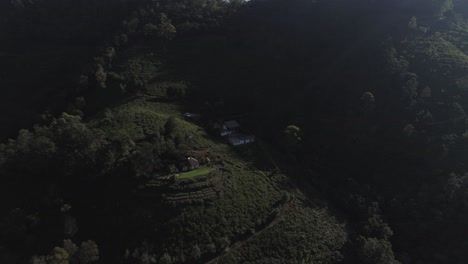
[206,197,293,264]
[206,136,323,263]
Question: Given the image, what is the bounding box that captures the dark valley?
[1,0,468,263]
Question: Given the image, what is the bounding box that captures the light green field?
[177,167,212,179]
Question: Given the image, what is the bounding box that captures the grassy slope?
[210,196,347,264]
[178,167,212,179]
[84,45,348,263]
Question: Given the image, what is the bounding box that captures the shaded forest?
[2,0,468,263]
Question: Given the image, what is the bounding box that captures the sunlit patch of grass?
[177,167,213,179]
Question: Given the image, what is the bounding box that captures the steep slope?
[0,31,350,264]
[7,0,468,263]
[84,46,349,264]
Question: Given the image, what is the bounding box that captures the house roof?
[187,157,199,167]
[228,134,255,145]
[224,120,240,129]
[229,134,255,141]
[184,112,200,118]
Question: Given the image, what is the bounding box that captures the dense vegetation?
[2,0,468,263]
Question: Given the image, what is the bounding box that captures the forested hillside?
[2,0,468,263]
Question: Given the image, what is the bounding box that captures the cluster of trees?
[0,0,251,263]
[0,111,208,262]
[31,240,99,264]
[0,0,140,141]
[5,0,468,263]
[0,113,125,263]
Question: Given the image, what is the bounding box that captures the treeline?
[0,0,244,141]
[0,1,245,263]
[3,0,468,263]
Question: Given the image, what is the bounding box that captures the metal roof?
[224,120,240,129]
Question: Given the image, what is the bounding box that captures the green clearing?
[177,167,212,179]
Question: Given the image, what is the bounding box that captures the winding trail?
[206,196,294,264]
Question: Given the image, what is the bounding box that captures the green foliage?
[159,253,173,264]
[95,64,107,89]
[357,237,399,264]
[156,13,177,42]
[30,256,47,264]
[283,125,302,143]
[408,16,417,30]
[433,0,454,16]
[405,33,468,83]
[113,51,163,94]
[46,247,69,264]
[7,1,468,263]
[401,72,419,103]
[104,47,116,63]
[361,92,375,104]
[160,0,242,32]
[450,102,466,118]
[362,215,394,240]
[63,240,78,259]
[143,23,159,37]
[190,244,201,260]
[177,168,212,179]
[78,241,99,264]
[216,198,346,263]
[30,240,99,264]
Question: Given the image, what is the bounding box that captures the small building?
[187,157,200,169]
[178,157,200,172]
[183,112,200,121]
[228,134,255,146]
[221,120,240,136]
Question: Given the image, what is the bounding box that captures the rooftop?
[224,120,240,129]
